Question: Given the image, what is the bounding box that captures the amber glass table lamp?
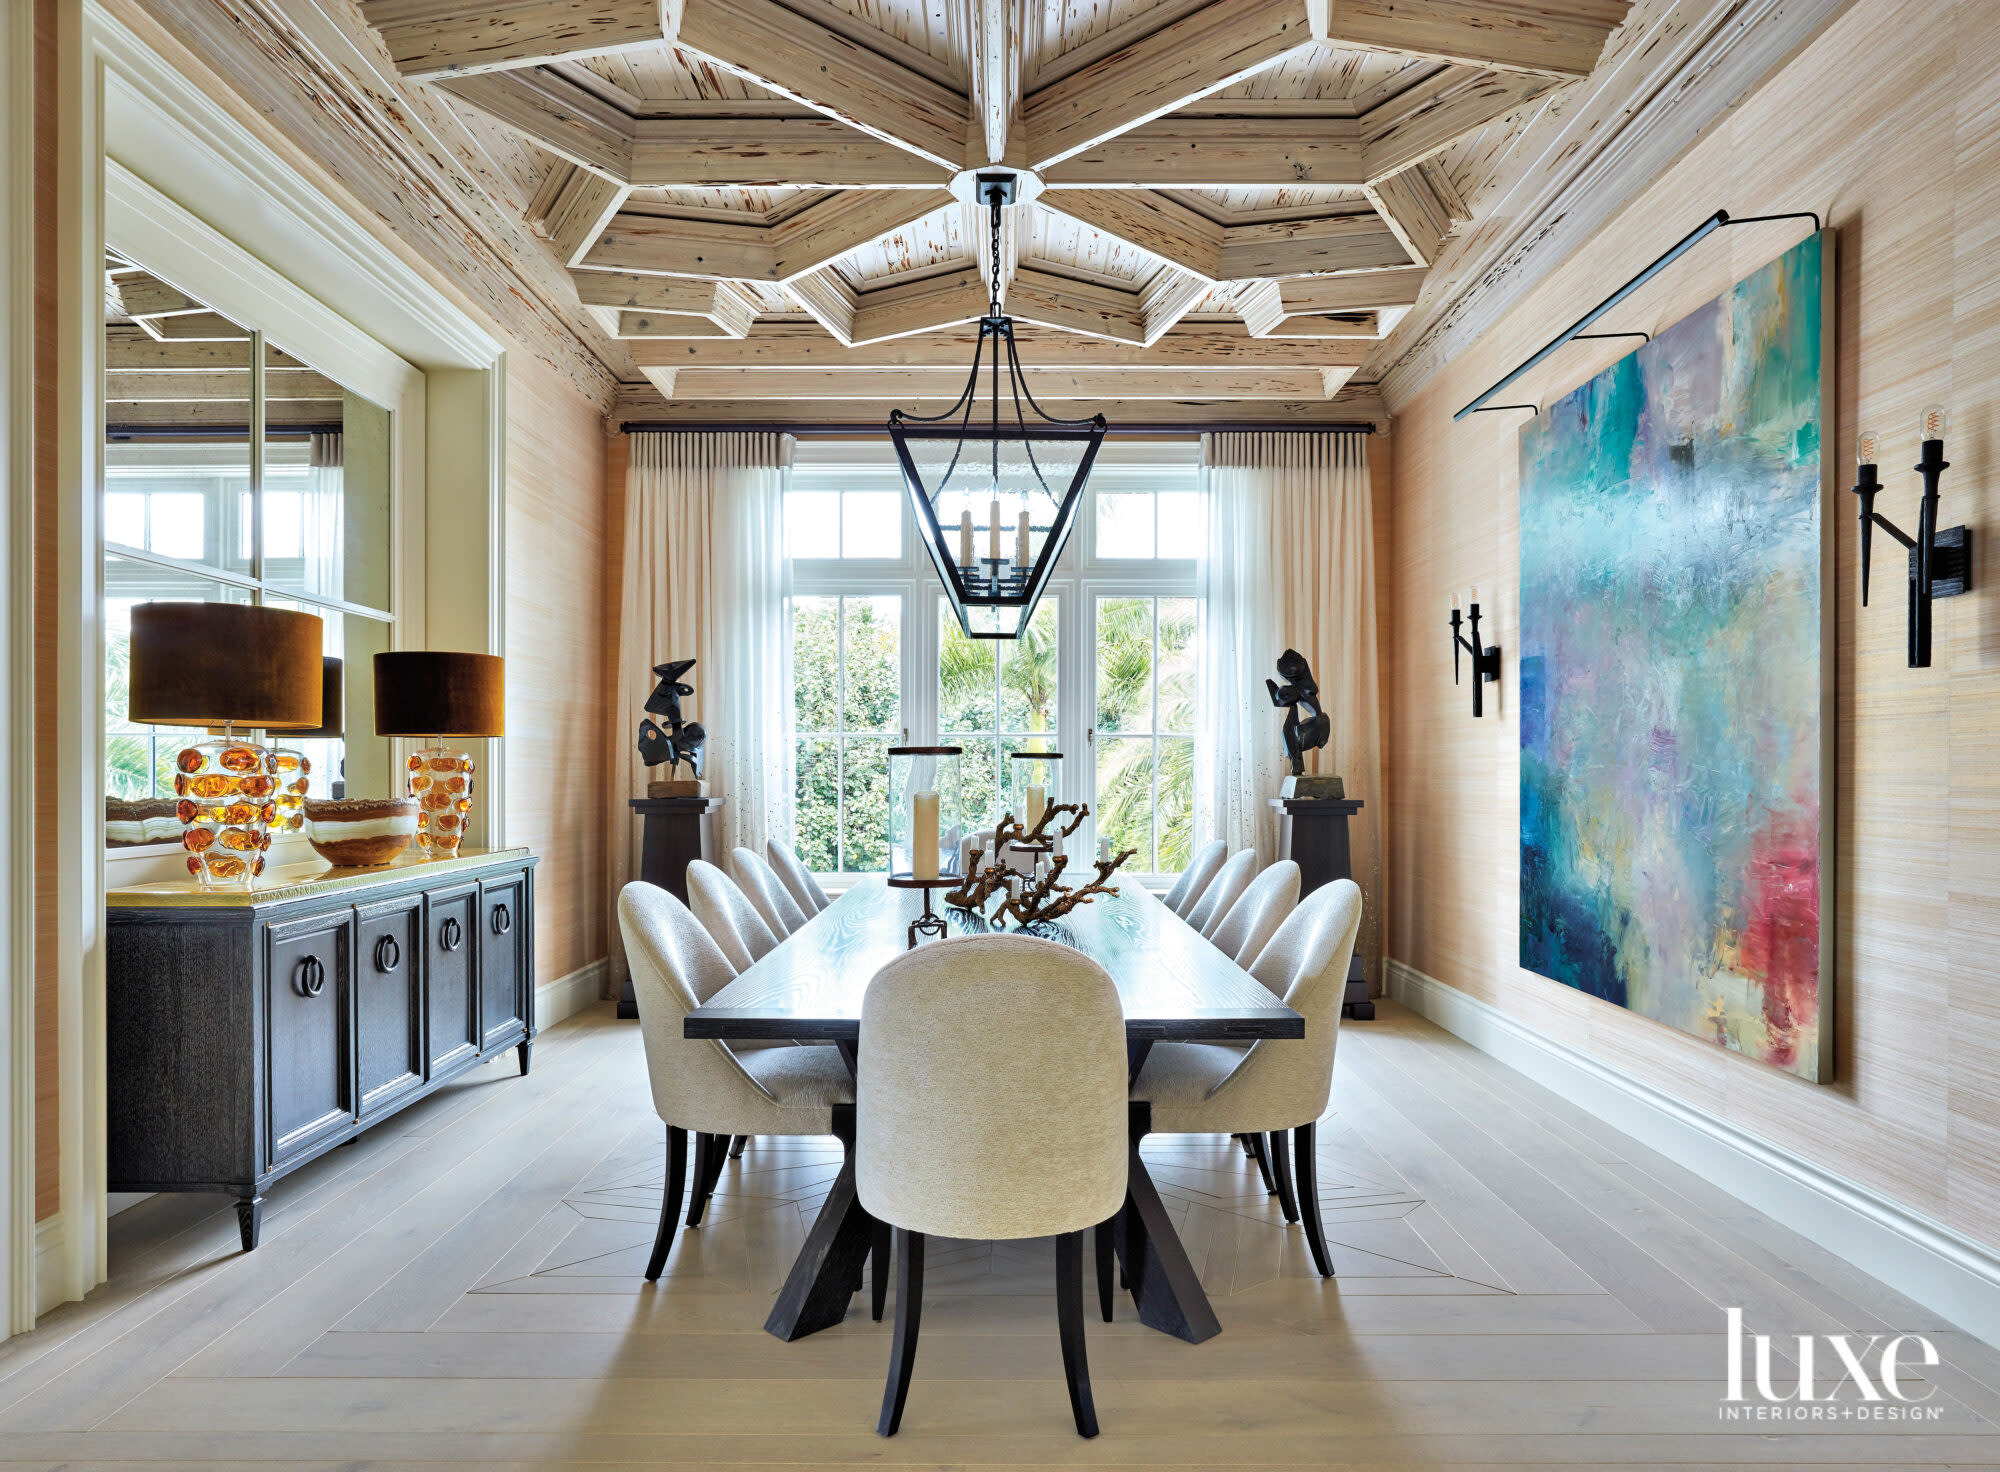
[373,651,505,858]
[126,602,324,890]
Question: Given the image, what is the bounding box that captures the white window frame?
[788,437,1201,887]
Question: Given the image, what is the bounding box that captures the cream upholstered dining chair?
[618,882,855,1280]
[766,837,829,916]
[1162,839,1226,918]
[1131,879,1363,1278]
[731,846,810,938]
[687,859,780,972]
[1209,859,1301,969]
[1186,848,1258,938]
[857,935,1128,1439]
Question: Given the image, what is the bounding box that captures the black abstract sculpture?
[637,658,705,780]
[1266,649,1331,777]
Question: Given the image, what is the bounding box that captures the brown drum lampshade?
[127,602,324,729]
[275,658,343,738]
[373,651,505,738]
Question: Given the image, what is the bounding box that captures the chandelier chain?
[987,190,1003,318]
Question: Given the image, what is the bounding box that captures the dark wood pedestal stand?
[1268,796,1372,1020]
[621,796,725,1018]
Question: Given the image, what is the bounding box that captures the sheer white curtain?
[304,430,343,602]
[1197,430,1382,975]
[609,431,793,980]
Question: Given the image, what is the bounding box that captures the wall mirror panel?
[102,250,400,853]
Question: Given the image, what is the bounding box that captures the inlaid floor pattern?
[5,1001,2000,1468]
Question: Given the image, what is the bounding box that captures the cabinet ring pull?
[440,916,463,952]
[374,934,401,973]
[295,954,326,998]
[492,903,512,936]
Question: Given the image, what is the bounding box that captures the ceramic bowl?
[305,797,419,868]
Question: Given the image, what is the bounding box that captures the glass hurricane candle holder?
[888,746,962,880]
[173,737,278,890]
[1009,745,1064,838]
[408,744,476,857]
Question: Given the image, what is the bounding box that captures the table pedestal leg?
[763,1103,877,1341]
[1110,1102,1221,1344]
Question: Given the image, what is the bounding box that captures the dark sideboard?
[107,847,537,1251]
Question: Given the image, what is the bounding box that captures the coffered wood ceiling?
[352,0,1637,419]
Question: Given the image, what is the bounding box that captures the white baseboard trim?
[537,959,606,1028]
[33,1214,66,1318]
[1386,959,2000,1352]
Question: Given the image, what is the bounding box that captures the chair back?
[766,838,830,914]
[1213,879,1363,1124]
[732,847,809,937]
[617,882,774,1124]
[1187,848,1258,937]
[687,859,780,975]
[857,935,1128,1241]
[1209,859,1301,971]
[1163,840,1227,918]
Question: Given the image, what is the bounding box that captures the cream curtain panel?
[609,431,793,982]
[1196,430,1382,979]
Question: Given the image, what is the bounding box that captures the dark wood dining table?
[684,875,1303,1345]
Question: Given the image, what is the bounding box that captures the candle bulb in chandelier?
[958,509,974,568]
[988,497,1001,563]
[1015,510,1031,569]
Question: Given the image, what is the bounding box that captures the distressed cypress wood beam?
[625,323,1374,368]
[1041,116,1366,188]
[1358,66,1554,178]
[674,0,969,169]
[1022,0,1320,169]
[581,212,778,281]
[105,369,344,401]
[434,69,634,180]
[621,392,1389,426]
[850,266,992,344]
[573,272,757,335]
[1279,264,1429,313]
[768,189,956,280]
[1321,0,1630,78]
[115,274,211,319]
[135,313,251,342]
[671,367,1338,400]
[1218,213,1415,278]
[1139,267,1207,346]
[530,165,629,266]
[360,0,667,80]
[1365,167,1456,266]
[1038,190,1223,279]
[629,118,949,188]
[1006,267,1149,344]
[786,270,859,344]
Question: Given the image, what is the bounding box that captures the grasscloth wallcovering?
[505,353,610,989]
[1385,0,2000,1250]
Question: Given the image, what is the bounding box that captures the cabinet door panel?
[426,885,479,1072]
[264,914,354,1166]
[479,873,528,1049]
[355,898,422,1115]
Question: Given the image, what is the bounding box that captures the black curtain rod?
[106,424,341,440]
[1453,208,1823,422]
[619,421,1375,436]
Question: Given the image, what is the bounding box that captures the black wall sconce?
[1853,407,1971,668]
[1449,591,1502,717]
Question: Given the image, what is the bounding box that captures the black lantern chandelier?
[889,174,1107,640]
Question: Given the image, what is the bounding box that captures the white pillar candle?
[958,509,974,567]
[1025,782,1046,832]
[1015,510,1031,568]
[988,497,1001,563]
[912,790,939,879]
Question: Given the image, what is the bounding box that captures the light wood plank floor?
[6,1000,2000,1469]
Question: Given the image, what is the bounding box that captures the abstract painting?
[1518,232,1833,1081]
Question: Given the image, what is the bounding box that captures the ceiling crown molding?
[1375,0,1858,413]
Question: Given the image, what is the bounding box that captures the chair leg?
[871,1219,891,1323]
[1094,1219,1115,1322]
[686,1133,728,1228]
[1246,1131,1277,1194]
[1293,1120,1334,1278]
[1236,1132,1257,1157]
[645,1126,688,1281]
[1055,1230,1100,1438]
[1269,1128,1299,1223]
[729,1135,748,1159]
[877,1228,925,1436]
